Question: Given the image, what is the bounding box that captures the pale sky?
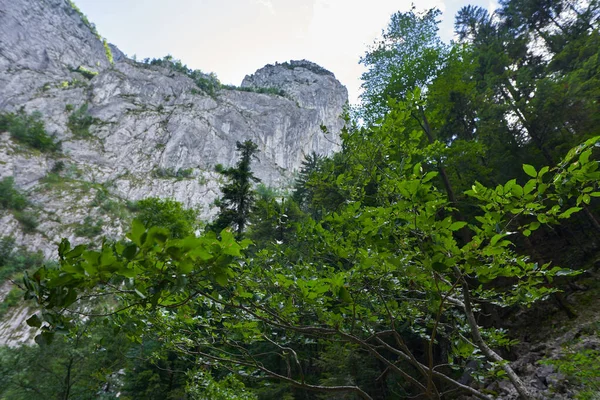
[73,0,495,104]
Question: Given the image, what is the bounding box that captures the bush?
[134,198,199,239]
[0,177,27,211]
[74,216,103,238]
[72,66,98,80]
[221,84,286,97]
[541,342,600,399]
[143,56,221,96]
[153,167,194,180]
[67,104,96,138]
[0,110,60,152]
[0,287,24,319]
[0,236,44,283]
[51,161,65,174]
[14,211,39,233]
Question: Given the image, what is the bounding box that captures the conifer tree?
[207,140,261,239]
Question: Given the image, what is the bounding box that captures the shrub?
[0,236,44,283]
[74,216,103,238]
[143,56,221,96]
[14,211,39,233]
[134,198,199,239]
[103,39,114,65]
[0,177,27,211]
[221,84,286,97]
[72,66,98,80]
[67,104,96,138]
[0,287,24,319]
[0,110,60,152]
[153,167,194,180]
[51,161,65,174]
[541,339,600,400]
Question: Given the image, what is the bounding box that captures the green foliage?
[0,178,38,232]
[143,56,221,96]
[0,177,27,211]
[153,166,194,180]
[0,287,24,319]
[279,60,334,76]
[221,84,286,97]
[13,211,39,233]
[25,126,600,399]
[67,103,96,138]
[72,65,99,79]
[0,322,129,399]
[0,110,60,152]
[207,140,261,239]
[541,344,600,399]
[103,38,114,65]
[360,7,449,120]
[186,371,258,400]
[134,197,199,239]
[14,0,600,397]
[74,216,103,238]
[0,236,44,283]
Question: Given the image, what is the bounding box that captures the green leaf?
[35,331,54,346]
[523,180,536,195]
[338,286,352,303]
[128,219,146,246]
[559,207,582,219]
[583,194,591,204]
[490,233,508,246]
[449,221,467,231]
[122,243,137,260]
[65,244,86,259]
[215,273,228,287]
[523,164,537,178]
[26,314,42,328]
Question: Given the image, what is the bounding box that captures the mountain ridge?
[0,0,348,258]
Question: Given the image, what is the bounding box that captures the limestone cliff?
[0,0,348,258]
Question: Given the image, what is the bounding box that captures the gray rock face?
[0,0,348,257]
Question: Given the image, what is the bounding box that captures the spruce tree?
[207,140,260,239]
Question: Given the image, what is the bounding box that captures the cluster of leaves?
[74,216,103,238]
[278,60,335,76]
[132,197,200,239]
[70,65,99,80]
[0,236,44,283]
[221,84,286,97]
[153,166,194,180]
[0,110,60,153]
[0,178,38,232]
[541,340,600,399]
[143,56,221,96]
[0,177,28,212]
[67,103,96,138]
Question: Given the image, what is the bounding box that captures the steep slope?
[0,0,348,257]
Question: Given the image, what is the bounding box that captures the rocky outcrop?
[0,0,348,257]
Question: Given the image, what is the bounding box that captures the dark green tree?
[207,140,261,239]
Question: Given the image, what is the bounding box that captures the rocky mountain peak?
[0,0,348,258]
